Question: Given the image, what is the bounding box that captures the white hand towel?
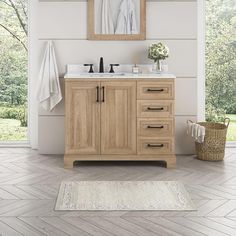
[187,120,193,135]
[101,0,114,34]
[37,41,62,111]
[191,123,196,138]
[197,126,206,143]
[194,124,200,141]
[115,0,138,34]
[187,121,206,143]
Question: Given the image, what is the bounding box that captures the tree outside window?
[206,0,236,141]
[0,0,28,141]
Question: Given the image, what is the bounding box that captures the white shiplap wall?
[38,0,198,154]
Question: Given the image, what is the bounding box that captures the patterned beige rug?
[55,181,195,211]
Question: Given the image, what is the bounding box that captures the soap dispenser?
[132,64,140,74]
[132,56,140,74]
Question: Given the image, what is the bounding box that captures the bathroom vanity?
[64,74,176,168]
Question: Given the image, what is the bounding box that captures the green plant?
[0,107,19,119]
[206,0,236,118]
[148,42,169,62]
[0,106,27,127]
[0,1,28,141]
[17,106,27,127]
[206,104,226,122]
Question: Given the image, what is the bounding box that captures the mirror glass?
[88,0,146,40]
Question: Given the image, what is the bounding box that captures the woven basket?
[194,118,230,161]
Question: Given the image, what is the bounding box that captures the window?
[0,0,28,142]
[205,0,236,142]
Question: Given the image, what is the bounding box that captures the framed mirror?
[88,0,146,40]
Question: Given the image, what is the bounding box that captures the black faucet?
[109,64,120,73]
[99,57,104,73]
[84,64,94,73]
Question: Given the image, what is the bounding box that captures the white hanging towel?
[101,0,114,34]
[115,0,138,34]
[187,120,206,143]
[37,41,62,111]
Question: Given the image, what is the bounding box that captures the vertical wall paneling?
[37,0,198,154]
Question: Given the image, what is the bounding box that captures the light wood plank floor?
[0,148,235,236]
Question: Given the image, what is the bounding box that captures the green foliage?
[206,104,226,123]
[0,0,28,140]
[206,0,236,122]
[226,114,236,141]
[0,106,27,127]
[0,107,19,119]
[148,42,169,61]
[17,105,27,127]
[0,0,28,50]
[0,37,27,106]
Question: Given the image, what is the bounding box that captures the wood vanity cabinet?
[65,82,100,155]
[64,78,176,169]
[100,82,136,155]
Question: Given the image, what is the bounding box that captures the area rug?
[55,181,196,211]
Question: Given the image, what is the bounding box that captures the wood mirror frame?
[88,0,146,40]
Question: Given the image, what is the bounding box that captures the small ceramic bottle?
[132,64,140,74]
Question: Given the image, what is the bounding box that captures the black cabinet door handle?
[147,144,164,148]
[96,86,100,102]
[147,88,164,92]
[147,107,164,111]
[101,86,105,102]
[147,125,164,129]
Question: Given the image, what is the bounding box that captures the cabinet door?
[65,82,100,155]
[101,82,136,154]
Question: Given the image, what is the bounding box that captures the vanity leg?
[64,159,74,169]
[166,158,176,169]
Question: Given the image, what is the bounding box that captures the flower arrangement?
[148,42,169,72]
[148,42,169,62]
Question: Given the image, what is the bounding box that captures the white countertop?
[64,73,176,79]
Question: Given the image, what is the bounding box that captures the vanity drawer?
[138,138,174,155]
[137,118,174,137]
[137,100,174,118]
[137,81,174,100]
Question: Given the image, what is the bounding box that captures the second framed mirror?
[88,0,146,40]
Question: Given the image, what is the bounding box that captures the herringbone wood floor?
[0,148,236,236]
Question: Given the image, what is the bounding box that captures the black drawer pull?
[147,88,164,92]
[101,86,105,102]
[96,86,100,102]
[147,144,164,148]
[147,107,164,111]
[147,125,164,129]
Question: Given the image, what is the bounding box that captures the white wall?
[36,0,198,154]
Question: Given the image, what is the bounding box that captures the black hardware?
[147,88,164,92]
[109,64,120,73]
[147,125,164,129]
[99,57,104,73]
[147,144,164,148]
[101,86,105,102]
[147,107,164,111]
[96,86,100,102]
[84,64,94,73]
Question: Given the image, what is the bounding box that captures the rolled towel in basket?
[187,120,206,143]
